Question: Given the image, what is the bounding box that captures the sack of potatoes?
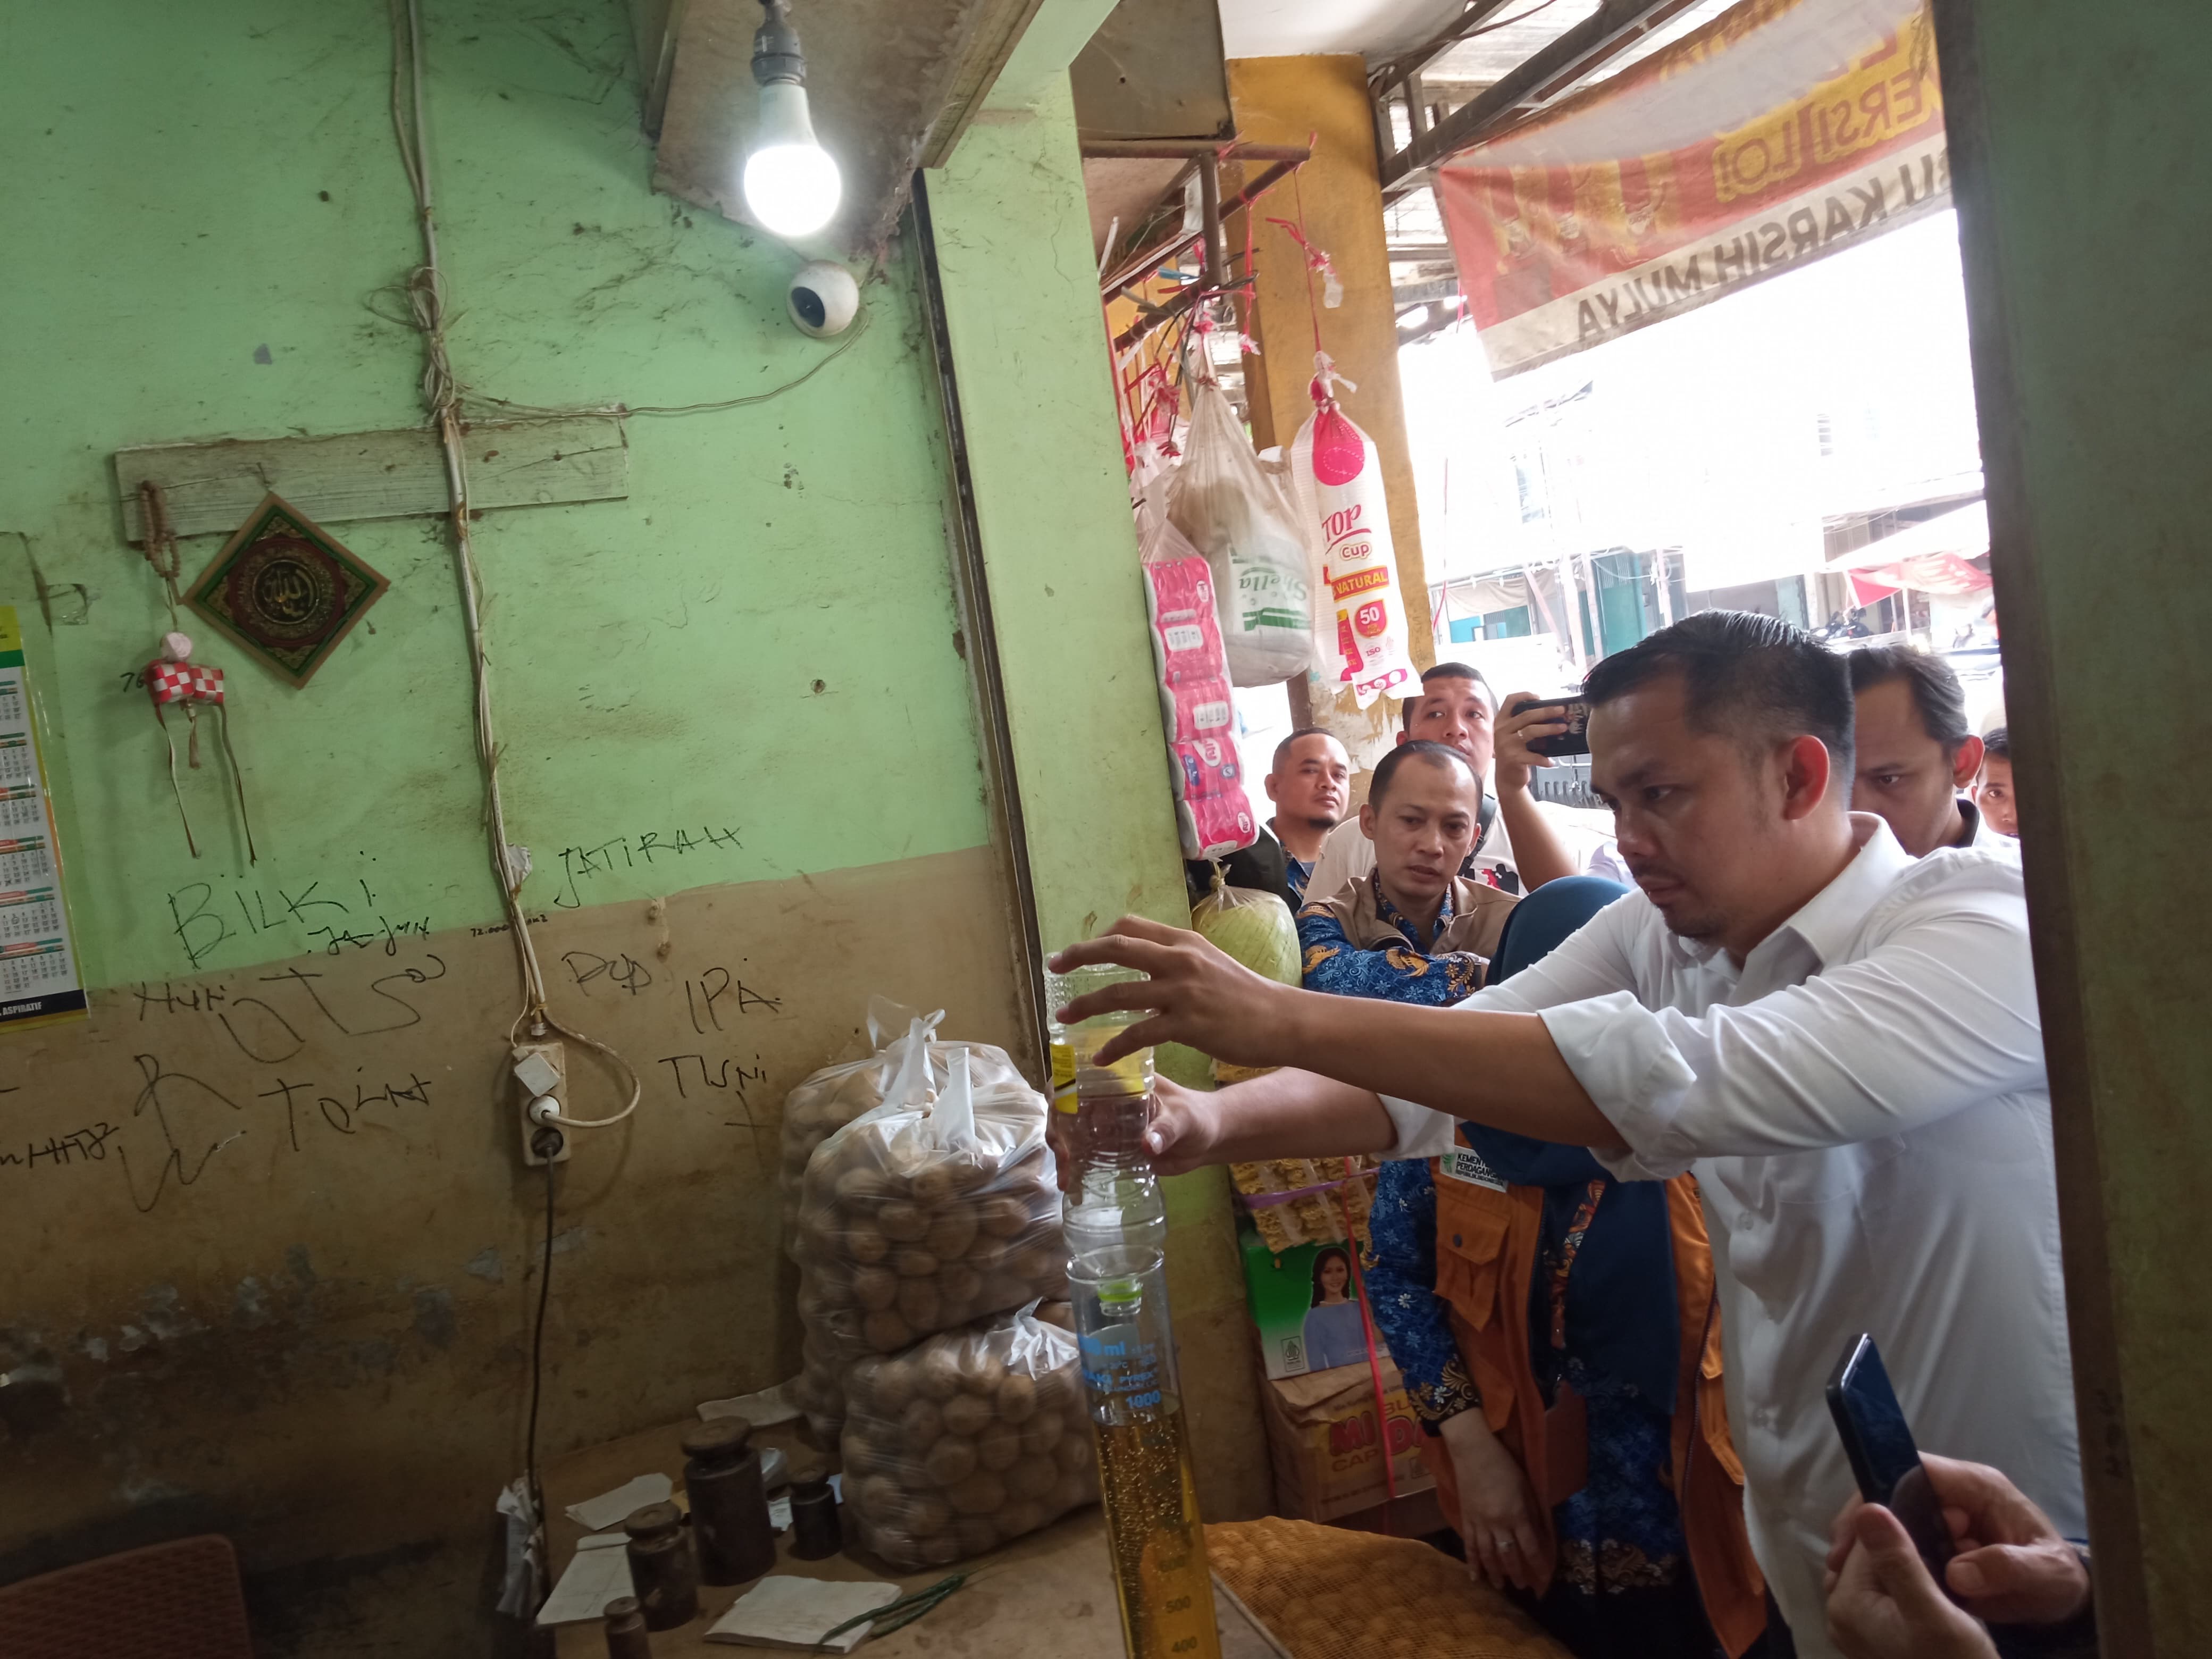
[792,1050,1063,1436]
[778,999,1028,1252]
[840,1301,1099,1570]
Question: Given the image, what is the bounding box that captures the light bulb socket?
[752,0,805,86]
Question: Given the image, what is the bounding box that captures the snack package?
[777,999,1027,1250]
[1168,372,1319,686]
[792,1051,1063,1436]
[1141,527,1256,861]
[1287,356,1417,709]
[840,1303,1099,1569]
[1231,1157,1377,1254]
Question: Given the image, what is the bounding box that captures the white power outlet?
[514,1040,571,1165]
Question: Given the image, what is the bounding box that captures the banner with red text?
[1438,0,1946,375]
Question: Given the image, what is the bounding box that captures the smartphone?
[1826,1334,1956,1579]
[1507,696,1591,758]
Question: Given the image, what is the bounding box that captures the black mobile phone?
[1826,1334,1956,1579]
[1507,696,1591,758]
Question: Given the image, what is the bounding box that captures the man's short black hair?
[1582,610,1855,776]
[1271,726,1340,774]
[1400,660,1494,732]
[1847,644,1972,752]
[1368,739,1481,809]
[1982,725,2010,761]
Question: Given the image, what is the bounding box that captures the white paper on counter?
[698,1380,803,1428]
[704,1575,899,1652]
[564,1471,673,1532]
[534,1532,635,1626]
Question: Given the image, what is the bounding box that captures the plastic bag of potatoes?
[841,1302,1098,1569]
[792,1049,1064,1435]
[778,999,1028,1251]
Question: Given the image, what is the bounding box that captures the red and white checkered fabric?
[147,660,225,706]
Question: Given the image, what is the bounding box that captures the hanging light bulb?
[744,0,841,240]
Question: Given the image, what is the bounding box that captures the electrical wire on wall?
[383,0,874,1596]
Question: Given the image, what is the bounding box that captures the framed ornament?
[186,492,389,687]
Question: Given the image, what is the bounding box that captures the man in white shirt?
[1052,612,2080,1658]
[1846,645,2006,854]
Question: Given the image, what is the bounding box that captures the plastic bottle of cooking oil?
[1049,966,1220,1659]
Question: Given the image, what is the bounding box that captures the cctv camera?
[788,261,858,338]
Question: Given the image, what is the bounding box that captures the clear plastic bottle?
[1049,966,1220,1659]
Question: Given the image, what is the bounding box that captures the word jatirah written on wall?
[4,944,786,1216]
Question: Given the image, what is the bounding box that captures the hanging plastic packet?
[1166,342,1319,687]
[1141,516,1256,861]
[1288,355,1418,708]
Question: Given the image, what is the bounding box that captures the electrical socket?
[513,1039,571,1165]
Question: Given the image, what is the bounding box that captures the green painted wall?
[929,83,1273,1522]
[0,0,989,992]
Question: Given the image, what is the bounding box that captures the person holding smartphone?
[1823,1455,2094,1659]
[1049,612,2081,1659]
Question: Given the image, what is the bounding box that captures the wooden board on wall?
[112,417,630,542]
[1,845,1026,1578]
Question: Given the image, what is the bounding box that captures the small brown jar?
[682,1418,777,1585]
[622,1501,699,1630]
[602,1594,652,1658]
[787,1459,842,1561]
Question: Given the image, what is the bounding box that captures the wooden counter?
[543,1419,1284,1659]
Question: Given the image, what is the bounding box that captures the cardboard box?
[1263,1358,1435,1524]
[1238,1214,1378,1380]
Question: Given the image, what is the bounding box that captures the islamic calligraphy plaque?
[186,493,389,687]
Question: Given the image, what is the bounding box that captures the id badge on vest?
[1441,1143,1506,1192]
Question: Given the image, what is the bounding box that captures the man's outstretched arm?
[1057,918,1623,1160]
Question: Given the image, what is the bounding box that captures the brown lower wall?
[1,843,1271,1651]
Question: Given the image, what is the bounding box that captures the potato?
[976,1420,1022,1472]
[872,1355,920,1415]
[976,1194,1030,1238]
[1055,1430,1095,1472]
[878,1200,929,1243]
[925,1205,979,1260]
[1015,1407,1066,1458]
[862,1310,912,1352]
[918,1347,966,1403]
[963,1237,1010,1275]
[896,1280,941,1331]
[899,1397,946,1451]
[952,1517,1001,1558]
[845,1225,890,1266]
[979,1273,1034,1312]
[944,1159,994,1196]
[852,1265,899,1311]
[1011,1241,1062,1284]
[998,1499,1046,1539]
[892,1247,942,1279]
[938,1296,976,1329]
[1036,1366,1081,1417]
[941,1392,993,1438]
[1006,1455,1059,1501]
[994,1372,1038,1425]
[911,1164,957,1207]
[947,1472,1007,1516]
[919,1534,962,1566]
[857,1473,901,1512]
[952,1344,997,1390]
[939,1263,983,1305]
[906,1492,951,1537]
[836,1167,894,1206]
[844,1432,891,1476]
[924,1435,978,1486]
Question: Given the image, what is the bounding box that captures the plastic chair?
[0,1534,253,1658]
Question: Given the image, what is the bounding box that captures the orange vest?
[1422,1144,1766,1657]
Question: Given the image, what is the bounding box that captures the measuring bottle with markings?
[1050,966,1220,1659]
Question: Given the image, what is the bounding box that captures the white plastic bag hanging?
[1166,355,1318,687]
[1288,355,1418,708]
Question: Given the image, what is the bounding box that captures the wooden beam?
[113,417,629,542]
